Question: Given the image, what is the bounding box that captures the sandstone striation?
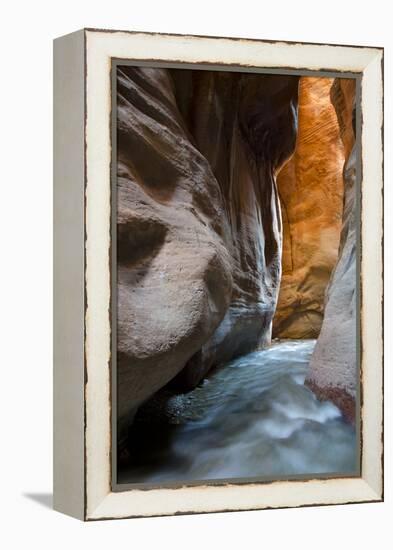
[273,77,345,338]
[305,78,357,422]
[117,67,299,438]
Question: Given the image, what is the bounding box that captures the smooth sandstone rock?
[273,77,345,338]
[305,78,357,422]
[117,67,233,437]
[117,67,299,437]
[171,71,299,389]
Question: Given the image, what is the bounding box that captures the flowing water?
[118,339,357,484]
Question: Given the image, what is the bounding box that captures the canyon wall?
[305,78,357,422]
[273,77,345,338]
[117,66,299,438]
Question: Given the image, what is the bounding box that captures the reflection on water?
[118,340,357,484]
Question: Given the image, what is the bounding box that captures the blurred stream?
[118,339,357,484]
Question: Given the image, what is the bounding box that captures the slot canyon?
[116,67,357,483]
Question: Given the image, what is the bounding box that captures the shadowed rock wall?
[273,77,345,338]
[117,67,299,437]
[305,78,357,422]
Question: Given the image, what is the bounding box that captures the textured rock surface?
[171,71,299,389]
[117,67,299,437]
[273,77,345,338]
[305,78,357,422]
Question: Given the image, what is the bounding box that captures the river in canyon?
[118,340,357,485]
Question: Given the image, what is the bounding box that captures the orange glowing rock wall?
[273,77,345,338]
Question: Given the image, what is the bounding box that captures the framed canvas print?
[53,29,384,520]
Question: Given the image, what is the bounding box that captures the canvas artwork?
[114,65,360,487]
[53,29,383,520]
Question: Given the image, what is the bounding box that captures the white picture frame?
[53,28,383,521]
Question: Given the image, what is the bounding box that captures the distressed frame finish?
[53,29,383,521]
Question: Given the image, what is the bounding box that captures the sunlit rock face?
[305,78,357,422]
[273,77,345,338]
[117,67,299,436]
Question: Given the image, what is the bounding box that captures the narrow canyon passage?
[116,68,358,484]
[119,340,356,484]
